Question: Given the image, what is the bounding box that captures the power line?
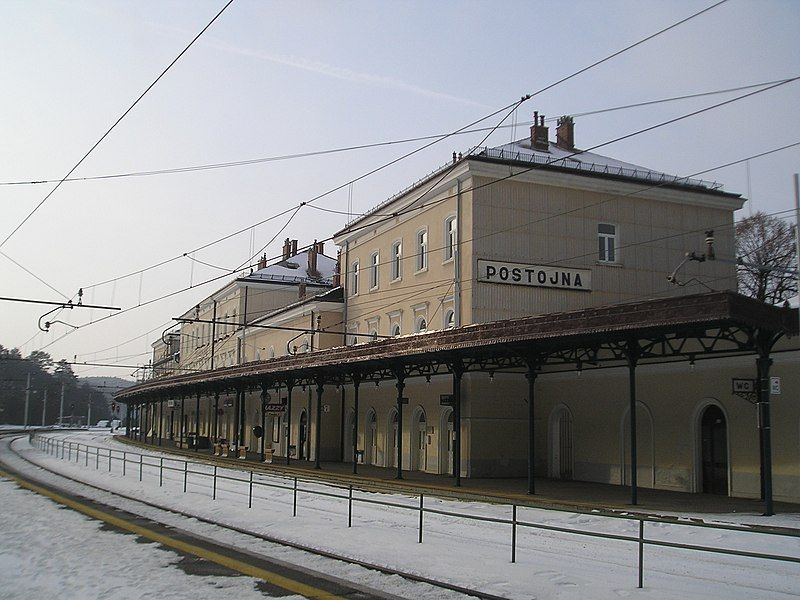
[3,76,788,188]
[0,0,235,251]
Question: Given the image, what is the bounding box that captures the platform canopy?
[116,291,797,400]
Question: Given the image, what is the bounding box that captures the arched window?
[370,251,379,289]
[391,241,402,280]
[444,309,455,329]
[350,261,359,296]
[392,323,401,337]
[416,317,427,332]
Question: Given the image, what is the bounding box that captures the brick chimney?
[332,250,341,287]
[530,111,549,151]
[282,238,292,260]
[257,253,267,270]
[315,240,324,255]
[290,239,298,256]
[298,282,307,299]
[556,116,574,151]
[307,240,320,278]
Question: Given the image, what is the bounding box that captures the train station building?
[121,114,799,512]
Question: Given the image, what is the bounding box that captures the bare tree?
[735,211,797,304]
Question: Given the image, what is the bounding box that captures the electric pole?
[24,373,30,429]
[41,388,47,426]
[59,381,65,426]
[87,400,92,428]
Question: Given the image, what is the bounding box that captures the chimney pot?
[556,115,575,151]
[291,239,298,256]
[530,110,549,151]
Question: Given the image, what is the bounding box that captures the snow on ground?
[0,478,297,600]
[11,431,800,599]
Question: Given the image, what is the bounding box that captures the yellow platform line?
[0,467,345,600]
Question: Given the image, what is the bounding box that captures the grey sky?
[1,0,798,379]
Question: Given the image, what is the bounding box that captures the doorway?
[549,405,574,480]
[299,411,307,460]
[387,410,398,468]
[701,405,728,494]
[411,409,427,471]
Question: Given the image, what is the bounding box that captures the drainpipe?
[455,178,462,327]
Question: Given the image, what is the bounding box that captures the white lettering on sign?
[477,259,592,291]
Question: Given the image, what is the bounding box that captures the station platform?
[119,436,800,519]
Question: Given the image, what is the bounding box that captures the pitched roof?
[240,250,337,286]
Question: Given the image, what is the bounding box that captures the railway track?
[0,431,505,600]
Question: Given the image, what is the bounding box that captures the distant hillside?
[80,377,135,418]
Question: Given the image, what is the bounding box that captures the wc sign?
[478,259,591,291]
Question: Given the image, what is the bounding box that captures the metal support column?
[179,398,185,448]
[526,362,537,495]
[396,373,405,480]
[352,374,360,475]
[757,344,775,516]
[315,378,324,469]
[452,364,463,487]
[260,380,269,462]
[158,400,163,446]
[213,391,220,442]
[239,386,246,454]
[233,387,240,453]
[627,343,640,506]
[195,391,201,452]
[286,381,293,465]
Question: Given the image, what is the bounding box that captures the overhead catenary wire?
[1,77,791,188]
[25,1,730,299]
[0,0,235,252]
[20,0,742,361]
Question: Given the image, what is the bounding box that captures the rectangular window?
[350,261,359,296]
[444,217,457,261]
[370,252,379,289]
[391,241,402,280]
[598,223,617,263]
[416,230,428,271]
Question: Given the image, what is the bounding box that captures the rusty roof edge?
[116,291,798,400]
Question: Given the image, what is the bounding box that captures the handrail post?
[248,471,253,508]
[292,477,297,517]
[95,446,99,469]
[348,485,353,527]
[85,444,88,466]
[212,465,217,499]
[638,520,645,588]
[139,454,143,482]
[183,460,188,493]
[418,493,424,543]
[123,451,127,476]
[160,457,164,487]
[108,448,111,472]
[512,504,517,563]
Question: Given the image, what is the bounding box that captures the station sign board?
[264,403,286,414]
[440,394,455,406]
[477,259,591,291]
[731,378,756,394]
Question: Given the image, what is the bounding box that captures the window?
[391,241,402,280]
[444,216,457,261]
[416,317,427,333]
[416,229,428,271]
[392,323,401,337]
[370,251,379,289]
[350,260,359,296]
[369,329,378,340]
[444,309,455,329]
[598,223,617,263]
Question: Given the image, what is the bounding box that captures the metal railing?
[32,433,800,590]
[480,146,722,190]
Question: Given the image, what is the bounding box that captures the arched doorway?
[365,410,377,465]
[344,409,355,463]
[701,405,728,495]
[411,408,427,471]
[387,410,398,468]
[298,411,308,460]
[439,408,454,475]
[548,405,573,480]
[621,402,655,488]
